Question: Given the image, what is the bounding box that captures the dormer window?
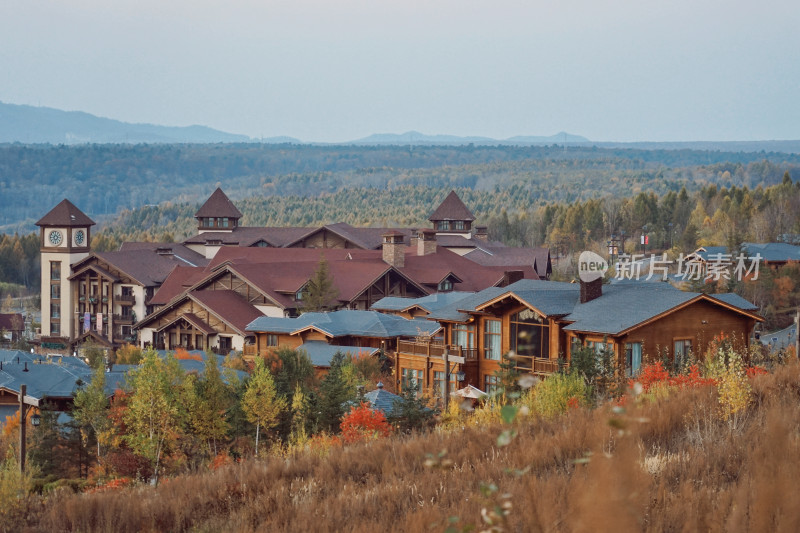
[437,221,449,231]
[453,220,465,231]
[438,279,453,292]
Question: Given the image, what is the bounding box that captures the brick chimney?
[579,277,603,304]
[474,225,489,242]
[417,228,437,256]
[382,231,405,268]
[501,270,524,287]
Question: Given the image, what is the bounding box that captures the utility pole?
[443,349,450,411]
[796,309,799,360]
[19,384,26,473]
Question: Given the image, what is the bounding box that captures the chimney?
[580,277,603,304]
[382,231,405,268]
[409,229,419,248]
[474,225,488,242]
[501,270,524,287]
[23,361,29,372]
[417,228,437,256]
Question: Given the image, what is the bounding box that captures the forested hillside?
[2,143,800,233]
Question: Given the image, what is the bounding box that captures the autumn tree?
[300,254,339,312]
[123,349,185,483]
[73,365,110,459]
[242,357,286,456]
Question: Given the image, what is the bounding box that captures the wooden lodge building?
[391,278,762,395]
[36,189,545,354]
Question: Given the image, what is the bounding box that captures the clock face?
[48,230,63,246]
[74,229,85,246]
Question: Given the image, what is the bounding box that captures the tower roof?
[195,188,243,219]
[428,191,475,222]
[35,199,95,227]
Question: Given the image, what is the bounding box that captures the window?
[484,319,501,360]
[196,335,203,349]
[50,261,61,281]
[674,339,693,367]
[452,323,475,349]
[625,342,642,377]
[219,337,232,353]
[570,336,582,355]
[484,375,500,395]
[221,217,229,228]
[401,368,423,395]
[295,289,304,301]
[50,322,60,336]
[587,340,614,369]
[121,286,133,298]
[266,334,278,347]
[437,221,449,231]
[50,303,60,319]
[433,371,457,396]
[509,309,549,366]
[121,326,132,337]
[438,279,453,292]
[453,220,465,231]
[50,283,60,299]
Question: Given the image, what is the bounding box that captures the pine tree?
[316,351,354,433]
[300,255,340,312]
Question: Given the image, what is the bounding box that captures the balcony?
[116,294,136,305]
[397,340,477,361]
[113,314,134,325]
[514,356,561,375]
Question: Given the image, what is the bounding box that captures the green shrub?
[533,372,591,418]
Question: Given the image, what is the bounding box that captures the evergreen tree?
[300,255,339,312]
[316,351,354,433]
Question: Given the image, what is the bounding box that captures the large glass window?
[452,323,475,349]
[509,309,549,365]
[50,283,60,299]
[401,368,423,395]
[50,303,60,319]
[625,342,642,377]
[484,319,501,360]
[453,220,465,231]
[266,334,278,347]
[436,221,449,231]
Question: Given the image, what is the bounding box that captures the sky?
[1,0,799,143]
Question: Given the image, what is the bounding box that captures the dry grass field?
[6,361,800,533]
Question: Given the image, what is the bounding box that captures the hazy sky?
[2,0,799,142]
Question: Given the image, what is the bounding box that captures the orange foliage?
[174,348,203,361]
[209,452,234,471]
[340,403,392,444]
[84,477,133,494]
[746,366,769,378]
[632,361,716,393]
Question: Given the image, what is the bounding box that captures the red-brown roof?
[36,199,95,227]
[149,265,208,306]
[194,188,243,219]
[0,313,23,331]
[428,191,475,222]
[188,290,263,334]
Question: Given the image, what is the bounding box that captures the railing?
[116,294,136,305]
[243,345,257,357]
[515,356,560,375]
[113,314,134,325]
[396,340,478,361]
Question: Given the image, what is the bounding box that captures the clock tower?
[36,199,95,347]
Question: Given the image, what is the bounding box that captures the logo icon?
[578,251,608,282]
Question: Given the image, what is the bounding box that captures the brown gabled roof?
[0,314,23,331]
[464,246,552,279]
[36,199,95,227]
[194,188,243,219]
[148,265,208,306]
[428,191,475,222]
[189,290,263,334]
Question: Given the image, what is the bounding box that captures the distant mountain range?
[2,101,799,153]
[350,130,590,145]
[0,102,267,144]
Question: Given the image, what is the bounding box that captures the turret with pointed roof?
[36,199,95,228]
[195,188,242,233]
[428,190,475,235]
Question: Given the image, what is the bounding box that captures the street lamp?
[31,413,41,427]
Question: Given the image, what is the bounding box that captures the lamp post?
[19,384,26,473]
